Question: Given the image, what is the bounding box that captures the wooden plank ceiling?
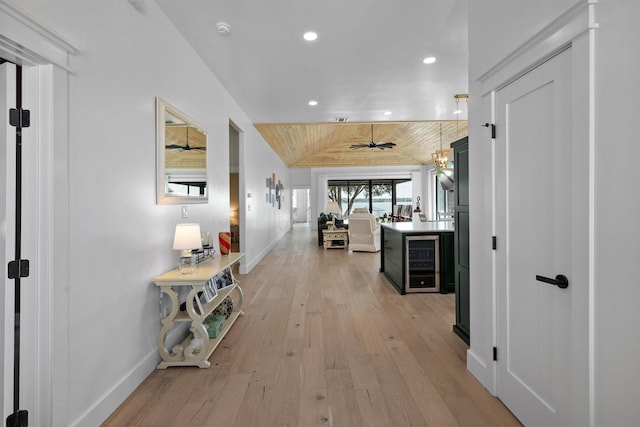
[254,121,468,168]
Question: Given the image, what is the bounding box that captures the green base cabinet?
[380,223,455,295]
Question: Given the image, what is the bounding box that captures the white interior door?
[495,47,588,426]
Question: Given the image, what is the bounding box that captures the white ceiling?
[155,0,469,125]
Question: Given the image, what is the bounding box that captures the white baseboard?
[239,232,286,274]
[467,348,496,395]
[70,349,158,427]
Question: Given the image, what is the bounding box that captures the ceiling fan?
[350,124,396,150]
[165,142,206,151]
[165,127,206,152]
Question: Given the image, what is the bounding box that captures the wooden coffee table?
[322,229,349,249]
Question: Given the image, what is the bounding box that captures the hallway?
[104,224,520,426]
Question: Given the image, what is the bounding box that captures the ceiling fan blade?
[376,142,396,149]
[166,144,206,151]
[350,143,369,149]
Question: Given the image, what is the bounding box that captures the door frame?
[470,2,597,425]
[0,3,77,425]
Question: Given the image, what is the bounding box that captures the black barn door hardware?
[535,274,569,289]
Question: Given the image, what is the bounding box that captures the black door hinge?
[483,122,496,139]
[493,347,498,361]
[9,108,30,128]
[8,259,29,279]
[492,236,497,250]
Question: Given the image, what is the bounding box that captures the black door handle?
[535,274,569,289]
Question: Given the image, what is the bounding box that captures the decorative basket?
[212,296,233,319]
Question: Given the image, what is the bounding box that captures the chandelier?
[431,148,450,170]
[431,123,452,171]
[431,93,468,172]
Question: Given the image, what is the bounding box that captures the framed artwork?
[208,277,218,296]
[214,274,225,290]
[203,278,217,302]
[222,268,234,287]
[213,268,235,290]
[195,292,205,315]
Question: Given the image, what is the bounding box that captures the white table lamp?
[327,201,341,218]
[173,223,203,274]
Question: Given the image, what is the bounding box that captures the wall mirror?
[156,97,208,204]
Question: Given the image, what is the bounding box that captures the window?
[328,178,411,218]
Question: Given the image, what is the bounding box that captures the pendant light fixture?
[431,123,452,171]
[453,93,469,137]
[431,93,468,171]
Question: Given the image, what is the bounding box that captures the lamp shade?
[173,223,203,251]
[326,201,341,215]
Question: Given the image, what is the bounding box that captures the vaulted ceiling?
[155,0,469,168]
[255,120,468,168]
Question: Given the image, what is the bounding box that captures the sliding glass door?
[328,178,411,218]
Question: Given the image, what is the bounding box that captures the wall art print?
[265,173,284,209]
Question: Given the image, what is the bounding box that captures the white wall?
[289,168,311,187]
[240,129,290,272]
[593,1,640,424]
[2,0,289,425]
[469,0,640,424]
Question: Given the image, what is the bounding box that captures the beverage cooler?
[405,235,440,293]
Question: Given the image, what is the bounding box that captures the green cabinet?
[452,137,470,344]
[381,226,403,289]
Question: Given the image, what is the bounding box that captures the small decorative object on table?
[412,196,422,223]
[219,231,231,255]
[193,246,216,264]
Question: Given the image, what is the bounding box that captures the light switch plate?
[181,206,188,218]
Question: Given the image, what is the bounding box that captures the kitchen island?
[380,221,455,294]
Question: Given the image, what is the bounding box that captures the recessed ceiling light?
[303,31,318,41]
[308,100,318,106]
[423,56,436,64]
[383,111,392,116]
[216,22,231,35]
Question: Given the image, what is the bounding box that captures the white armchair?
[348,209,381,252]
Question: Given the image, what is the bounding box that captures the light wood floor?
[103,224,521,427]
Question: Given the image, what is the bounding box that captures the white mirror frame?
[156,97,209,205]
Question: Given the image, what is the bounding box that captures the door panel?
[495,48,587,426]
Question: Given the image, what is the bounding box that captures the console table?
[153,253,244,369]
[322,228,349,249]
